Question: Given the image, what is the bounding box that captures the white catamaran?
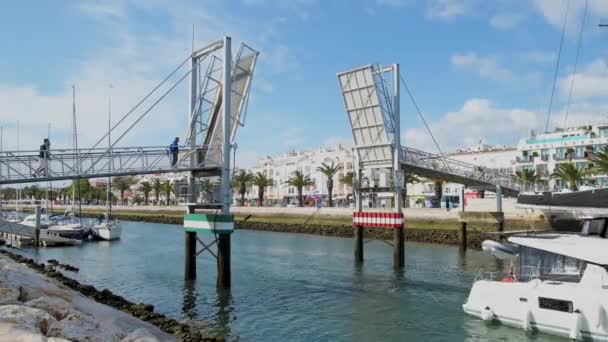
[464,219,608,340]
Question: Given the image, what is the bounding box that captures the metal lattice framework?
[337,65,395,168]
[401,147,521,196]
[0,37,259,186]
[338,63,521,196]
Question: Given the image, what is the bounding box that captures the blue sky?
[2,0,608,166]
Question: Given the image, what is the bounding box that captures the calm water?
[21,222,564,341]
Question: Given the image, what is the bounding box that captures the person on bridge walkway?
[33,138,50,178]
[170,137,179,168]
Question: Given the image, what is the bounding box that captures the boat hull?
[463,266,608,341]
[93,223,122,241]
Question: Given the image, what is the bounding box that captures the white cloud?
[558,59,608,100]
[451,52,513,82]
[403,98,608,152]
[426,0,472,20]
[490,12,525,30]
[404,98,539,151]
[533,0,608,37]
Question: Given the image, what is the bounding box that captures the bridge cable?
[399,72,451,171]
[563,0,588,129]
[84,60,200,174]
[86,55,191,154]
[544,0,571,133]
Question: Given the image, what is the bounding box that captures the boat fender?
[569,310,581,340]
[522,308,532,331]
[481,306,494,321]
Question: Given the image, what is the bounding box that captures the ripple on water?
[24,222,567,341]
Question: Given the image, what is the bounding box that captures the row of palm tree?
[513,145,608,191]
[232,162,346,207]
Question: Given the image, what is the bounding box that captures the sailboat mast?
[107,89,112,217]
[72,85,82,226]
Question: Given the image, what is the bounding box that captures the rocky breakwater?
[0,250,221,341]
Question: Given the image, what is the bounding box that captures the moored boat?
[464,227,608,340]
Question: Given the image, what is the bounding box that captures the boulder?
[0,261,72,303]
[47,312,123,342]
[0,324,47,342]
[0,287,21,305]
[0,305,56,335]
[25,297,73,320]
[121,328,161,342]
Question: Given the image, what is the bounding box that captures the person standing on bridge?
[33,138,50,177]
[170,137,179,168]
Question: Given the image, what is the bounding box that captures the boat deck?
[0,220,81,247]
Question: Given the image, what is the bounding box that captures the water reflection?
[182,280,198,320]
[22,222,567,341]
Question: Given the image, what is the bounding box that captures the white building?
[406,144,518,207]
[245,145,355,206]
[515,124,608,189]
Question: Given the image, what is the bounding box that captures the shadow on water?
[182,280,198,320]
[182,280,235,339]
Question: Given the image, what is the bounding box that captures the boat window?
[581,219,606,237]
[538,297,573,313]
[517,247,586,283]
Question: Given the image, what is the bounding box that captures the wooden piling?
[34,206,41,247]
[354,225,363,263]
[459,222,467,251]
[393,225,404,269]
[217,234,231,289]
[185,206,196,281]
[459,187,466,251]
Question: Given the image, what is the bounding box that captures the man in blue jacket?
[170,137,179,167]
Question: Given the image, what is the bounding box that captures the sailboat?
[47,86,86,240]
[93,89,122,241]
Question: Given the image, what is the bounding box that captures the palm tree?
[588,145,608,175]
[112,176,136,204]
[201,178,214,202]
[285,170,314,207]
[514,169,541,191]
[552,162,586,191]
[252,172,274,206]
[161,180,175,205]
[138,181,152,205]
[316,162,343,207]
[152,178,162,205]
[233,170,253,206]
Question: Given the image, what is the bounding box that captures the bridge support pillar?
[217,234,231,288]
[354,225,363,263]
[393,226,404,269]
[459,187,467,251]
[496,185,504,241]
[185,206,196,281]
[34,206,41,247]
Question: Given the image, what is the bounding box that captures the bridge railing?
[0,145,222,184]
[401,147,521,192]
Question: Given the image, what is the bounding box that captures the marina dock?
[0,220,81,247]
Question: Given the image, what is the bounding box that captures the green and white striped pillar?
[183,214,234,234]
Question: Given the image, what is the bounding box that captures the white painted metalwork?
[401,146,521,196]
[337,65,394,168]
[0,37,259,188]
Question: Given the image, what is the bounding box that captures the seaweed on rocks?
[0,249,225,341]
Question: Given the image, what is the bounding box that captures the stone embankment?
[0,248,222,341]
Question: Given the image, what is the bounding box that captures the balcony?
[516,156,534,163]
[540,155,549,161]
